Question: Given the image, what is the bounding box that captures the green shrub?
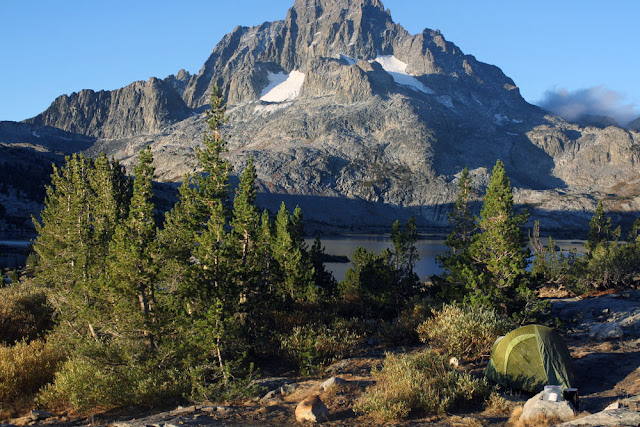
[0,284,54,345]
[569,243,640,293]
[417,304,512,361]
[37,357,186,412]
[355,350,490,421]
[280,321,362,375]
[186,362,261,403]
[0,339,66,409]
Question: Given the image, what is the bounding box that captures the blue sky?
[1,0,639,124]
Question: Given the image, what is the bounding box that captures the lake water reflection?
[307,235,585,282]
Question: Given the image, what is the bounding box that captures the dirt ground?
[4,290,640,426]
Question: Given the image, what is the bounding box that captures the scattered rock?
[256,405,281,414]
[321,376,346,391]
[169,405,198,416]
[325,359,348,375]
[29,410,52,421]
[604,401,622,411]
[295,395,330,423]
[520,391,575,424]
[261,389,281,402]
[213,406,234,415]
[589,322,624,340]
[280,382,299,395]
[558,408,640,426]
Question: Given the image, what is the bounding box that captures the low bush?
[186,362,261,403]
[0,339,66,411]
[569,243,640,294]
[0,283,54,345]
[417,304,512,361]
[37,357,186,412]
[355,349,490,421]
[280,321,362,375]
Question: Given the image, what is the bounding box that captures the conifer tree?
[585,200,621,255]
[34,154,128,288]
[339,246,397,319]
[468,160,531,314]
[33,154,94,290]
[445,168,476,254]
[256,209,275,294]
[155,178,201,294]
[105,147,158,353]
[33,154,132,345]
[230,158,259,268]
[390,217,419,274]
[194,84,232,214]
[437,168,478,301]
[90,154,130,251]
[156,86,232,299]
[272,202,315,302]
[230,158,262,307]
[290,206,306,251]
[309,235,338,297]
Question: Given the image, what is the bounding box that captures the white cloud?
[539,86,639,126]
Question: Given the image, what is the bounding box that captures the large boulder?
[295,395,329,423]
[519,391,575,424]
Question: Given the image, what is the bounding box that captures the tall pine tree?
[436,168,478,302]
[272,202,316,303]
[105,147,159,354]
[468,160,531,315]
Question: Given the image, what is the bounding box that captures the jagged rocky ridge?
[6,0,640,234]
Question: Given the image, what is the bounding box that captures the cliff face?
[25,77,192,139]
[4,0,640,234]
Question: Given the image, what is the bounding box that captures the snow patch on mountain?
[373,55,434,94]
[260,71,305,103]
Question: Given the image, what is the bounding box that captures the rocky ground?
[3,290,640,427]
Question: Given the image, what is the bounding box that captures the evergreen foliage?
[339,217,420,320]
[272,202,316,303]
[104,146,159,355]
[436,168,477,301]
[585,200,620,255]
[436,161,543,319]
[469,160,531,313]
[529,221,578,288]
[309,235,338,297]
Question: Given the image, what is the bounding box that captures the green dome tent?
[486,325,575,393]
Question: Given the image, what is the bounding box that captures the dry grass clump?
[505,406,563,427]
[483,391,515,415]
[0,339,66,413]
[449,415,486,426]
[417,304,512,361]
[355,349,490,422]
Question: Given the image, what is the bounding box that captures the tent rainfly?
[486,324,575,393]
